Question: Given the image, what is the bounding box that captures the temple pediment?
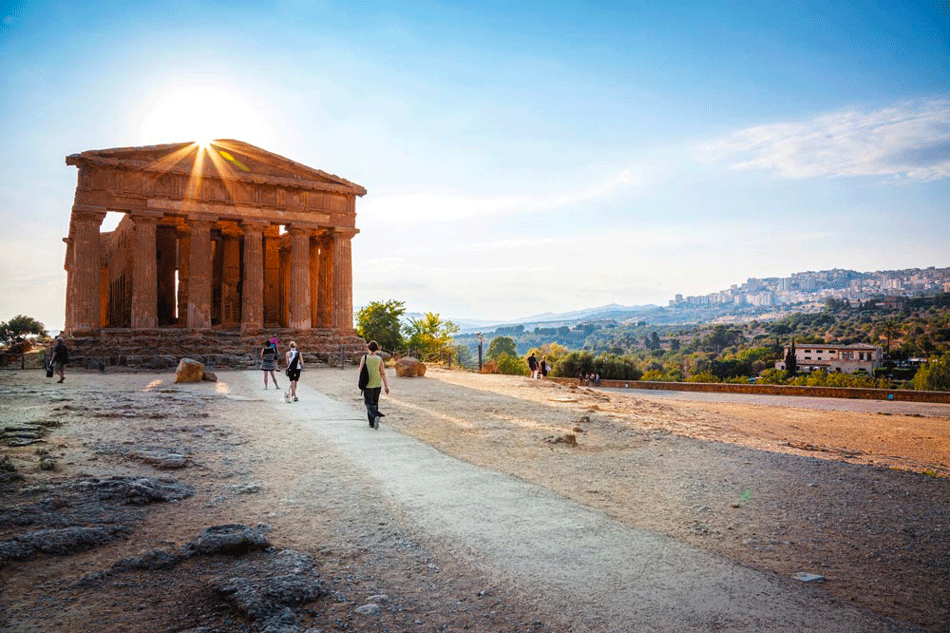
[66,139,366,196]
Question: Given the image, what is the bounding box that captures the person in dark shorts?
[284,341,302,402]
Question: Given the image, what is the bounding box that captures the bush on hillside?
[913,355,950,391]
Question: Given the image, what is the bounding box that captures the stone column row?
[65,210,358,335]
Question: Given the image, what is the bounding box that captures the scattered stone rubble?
[1,419,60,447]
[79,525,329,633]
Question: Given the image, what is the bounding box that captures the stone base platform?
[64,328,366,370]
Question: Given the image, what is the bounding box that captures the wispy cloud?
[362,168,642,224]
[699,99,950,181]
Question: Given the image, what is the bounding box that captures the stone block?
[395,357,426,377]
[175,358,204,383]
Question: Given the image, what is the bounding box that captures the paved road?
[603,387,950,417]
[237,373,919,632]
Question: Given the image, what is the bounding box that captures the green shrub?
[686,371,718,383]
[498,353,530,376]
[758,368,788,384]
[913,355,950,391]
[556,351,642,380]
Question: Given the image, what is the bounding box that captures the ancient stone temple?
[61,140,367,366]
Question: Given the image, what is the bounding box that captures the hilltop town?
[670,266,950,311]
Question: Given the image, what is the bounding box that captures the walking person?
[358,340,390,428]
[50,337,68,383]
[284,341,302,402]
[527,352,539,379]
[260,340,280,390]
[539,355,549,379]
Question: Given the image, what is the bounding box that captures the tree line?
[358,296,950,391]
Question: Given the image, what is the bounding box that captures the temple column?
[175,225,191,325]
[156,225,177,324]
[309,233,321,327]
[279,237,290,327]
[220,224,242,327]
[68,206,107,334]
[317,232,334,328]
[287,225,312,330]
[187,216,214,330]
[63,237,75,332]
[240,220,266,333]
[331,228,358,332]
[99,261,109,328]
[263,227,281,325]
[130,210,161,330]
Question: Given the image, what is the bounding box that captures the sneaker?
[293,396,298,402]
[284,391,290,403]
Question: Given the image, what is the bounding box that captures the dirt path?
[1,367,948,632]
[266,372,917,632]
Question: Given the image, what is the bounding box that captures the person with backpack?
[284,341,303,402]
[50,337,69,383]
[358,340,390,428]
[260,340,280,390]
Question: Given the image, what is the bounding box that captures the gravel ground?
[0,366,948,632]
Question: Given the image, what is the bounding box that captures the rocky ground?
[0,366,948,632]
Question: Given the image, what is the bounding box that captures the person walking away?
[284,341,302,402]
[359,341,390,428]
[539,355,548,379]
[51,337,68,383]
[527,353,539,379]
[260,341,280,390]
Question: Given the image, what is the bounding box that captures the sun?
[139,86,276,148]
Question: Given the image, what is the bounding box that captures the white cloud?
[361,168,642,224]
[699,99,950,181]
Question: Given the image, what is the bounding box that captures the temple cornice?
[66,154,367,196]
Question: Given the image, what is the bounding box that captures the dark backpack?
[358,356,370,391]
[285,351,300,376]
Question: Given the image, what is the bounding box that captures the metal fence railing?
[0,352,37,370]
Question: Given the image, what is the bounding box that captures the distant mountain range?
[410,265,950,335]
[446,304,660,333]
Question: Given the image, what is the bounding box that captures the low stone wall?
[550,377,950,404]
[62,328,366,370]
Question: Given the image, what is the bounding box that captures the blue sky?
[1,0,948,330]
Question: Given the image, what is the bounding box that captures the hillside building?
[775,344,883,375]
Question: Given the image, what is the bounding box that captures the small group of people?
[526,353,550,379]
[261,336,388,428]
[579,371,601,386]
[259,337,302,403]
